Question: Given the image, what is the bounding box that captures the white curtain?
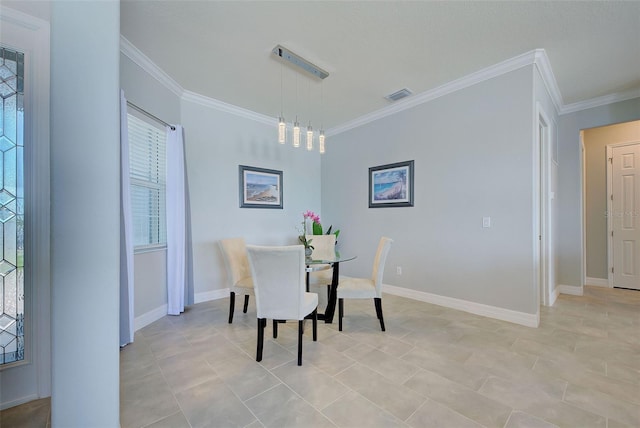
[166,125,193,314]
[119,90,135,346]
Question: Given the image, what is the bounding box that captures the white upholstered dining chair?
[337,237,393,332]
[305,234,336,303]
[246,244,318,366]
[219,238,254,324]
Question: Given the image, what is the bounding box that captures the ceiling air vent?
[385,88,413,102]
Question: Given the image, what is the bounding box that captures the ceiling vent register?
[385,88,413,102]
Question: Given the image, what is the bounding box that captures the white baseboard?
[134,288,230,332]
[548,285,560,306]
[134,304,168,331]
[137,285,547,331]
[195,288,229,304]
[557,284,583,296]
[382,284,539,328]
[585,277,609,287]
[0,394,39,412]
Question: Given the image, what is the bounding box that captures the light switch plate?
[482,217,491,228]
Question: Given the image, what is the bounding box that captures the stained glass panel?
[0,47,24,365]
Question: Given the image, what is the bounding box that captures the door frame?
[535,103,552,307]
[606,141,640,288]
[0,7,51,409]
[581,131,586,291]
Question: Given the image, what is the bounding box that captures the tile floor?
[2,286,639,428]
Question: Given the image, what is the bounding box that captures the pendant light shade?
[293,119,301,148]
[278,116,286,144]
[319,130,325,154]
[306,123,313,151]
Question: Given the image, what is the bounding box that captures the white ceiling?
[123,1,637,130]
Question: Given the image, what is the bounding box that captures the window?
[128,112,167,250]
[0,47,25,365]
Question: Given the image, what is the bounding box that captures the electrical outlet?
[396,266,402,275]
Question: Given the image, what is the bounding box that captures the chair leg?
[273,319,278,338]
[374,298,385,331]
[298,320,303,366]
[228,291,236,324]
[338,298,344,331]
[312,309,317,341]
[256,318,265,362]
[243,295,250,313]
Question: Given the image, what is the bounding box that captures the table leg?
[323,262,340,323]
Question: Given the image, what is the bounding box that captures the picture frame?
[369,160,414,208]
[239,165,283,209]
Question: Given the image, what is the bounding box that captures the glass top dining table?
[305,253,356,323]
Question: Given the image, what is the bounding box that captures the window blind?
[127,113,167,249]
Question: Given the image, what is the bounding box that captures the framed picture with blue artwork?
[369,160,414,208]
[239,165,283,209]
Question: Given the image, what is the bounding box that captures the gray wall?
[557,97,640,288]
[121,54,324,318]
[583,120,640,280]
[120,55,181,124]
[322,66,538,314]
[181,99,322,297]
[50,1,120,425]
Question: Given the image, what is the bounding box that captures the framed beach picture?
[239,165,283,209]
[369,160,414,208]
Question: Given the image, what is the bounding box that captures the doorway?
[607,142,640,290]
[582,120,640,290]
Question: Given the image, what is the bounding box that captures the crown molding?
[0,5,50,32]
[560,88,640,115]
[328,50,540,136]
[121,36,275,127]
[120,37,638,133]
[120,36,184,98]
[532,49,563,113]
[182,90,275,126]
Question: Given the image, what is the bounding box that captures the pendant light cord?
[321,81,324,130]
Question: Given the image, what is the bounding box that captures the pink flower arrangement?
[299,210,321,249]
[303,210,321,226]
[299,209,340,245]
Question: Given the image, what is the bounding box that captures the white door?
[611,143,640,290]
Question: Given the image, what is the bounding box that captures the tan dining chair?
[337,237,393,332]
[219,237,254,324]
[305,234,336,301]
[246,244,318,366]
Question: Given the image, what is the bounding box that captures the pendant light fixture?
[319,130,325,154]
[306,122,313,151]
[278,116,286,144]
[293,117,300,148]
[273,45,328,153]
